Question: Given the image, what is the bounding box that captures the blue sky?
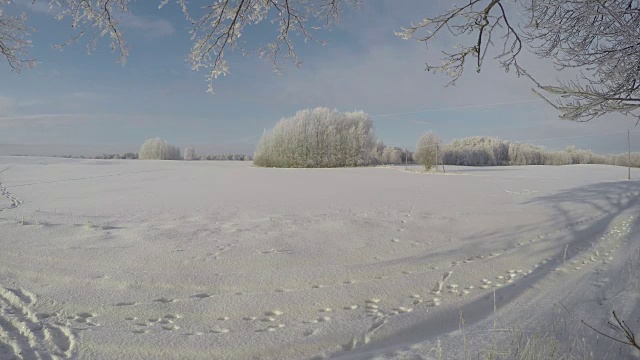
[0,0,638,156]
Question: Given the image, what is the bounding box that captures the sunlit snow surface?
[0,157,638,359]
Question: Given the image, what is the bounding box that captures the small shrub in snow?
[139,138,181,160]
[253,107,377,168]
[415,132,442,170]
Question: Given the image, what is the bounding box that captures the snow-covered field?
[0,156,639,359]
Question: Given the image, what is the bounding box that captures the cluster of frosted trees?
[370,141,414,165]
[439,136,640,167]
[253,108,377,168]
[139,138,182,160]
[441,137,578,166]
[441,137,511,166]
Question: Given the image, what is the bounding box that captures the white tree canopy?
[1,0,638,121]
[253,107,376,168]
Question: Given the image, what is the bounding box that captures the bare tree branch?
[582,311,640,351]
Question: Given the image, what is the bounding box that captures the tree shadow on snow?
[329,180,640,360]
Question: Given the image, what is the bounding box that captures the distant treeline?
[94,153,253,161]
[371,141,414,165]
[440,137,640,168]
[198,154,253,161]
[32,153,140,159]
[251,107,639,169]
[19,152,252,161]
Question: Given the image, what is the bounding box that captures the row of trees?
[184,147,253,161]
[94,153,138,160]
[199,154,252,161]
[251,109,637,170]
[47,131,635,169]
[418,135,640,168]
[137,139,251,161]
[369,141,415,165]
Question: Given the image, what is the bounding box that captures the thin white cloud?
[64,91,105,101]
[408,119,432,125]
[16,99,48,108]
[0,96,16,117]
[372,99,546,118]
[0,113,90,128]
[120,13,175,38]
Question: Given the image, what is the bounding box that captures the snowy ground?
[0,156,639,359]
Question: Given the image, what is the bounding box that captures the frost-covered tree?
[388,149,402,165]
[442,137,510,166]
[396,0,640,122]
[377,145,410,165]
[139,138,181,160]
[2,0,637,121]
[565,145,594,165]
[0,0,34,72]
[438,136,605,166]
[0,0,360,93]
[183,147,196,161]
[543,151,572,166]
[508,143,544,166]
[435,135,640,167]
[415,132,441,171]
[253,107,377,168]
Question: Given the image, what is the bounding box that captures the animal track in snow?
[114,301,137,306]
[153,297,175,304]
[69,312,98,326]
[0,171,22,212]
[191,293,213,299]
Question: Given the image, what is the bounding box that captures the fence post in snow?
[628,130,632,180]
[405,148,408,171]
[435,143,439,173]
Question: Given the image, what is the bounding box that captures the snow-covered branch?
[0,0,35,72]
[397,0,640,122]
